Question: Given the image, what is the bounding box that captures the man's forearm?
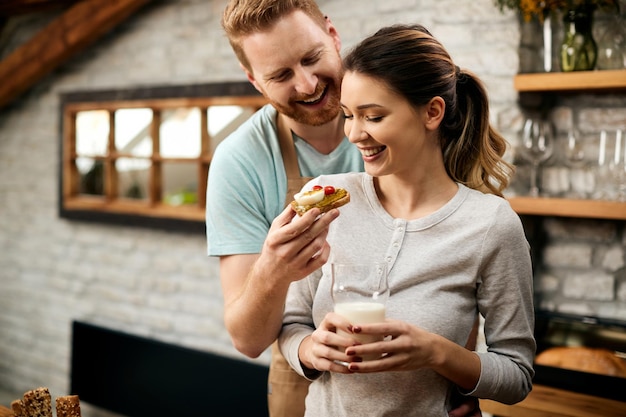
[224,295,284,357]
[223,262,291,358]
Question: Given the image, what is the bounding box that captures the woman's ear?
[424,96,445,131]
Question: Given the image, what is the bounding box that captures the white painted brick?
[543,218,617,242]
[601,245,625,271]
[597,303,626,321]
[543,244,593,268]
[377,0,418,13]
[562,272,615,300]
[557,302,595,316]
[579,107,626,132]
[537,273,560,292]
[176,295,212,316]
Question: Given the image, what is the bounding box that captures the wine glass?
[562,127,591,199]
[519,118,555,197]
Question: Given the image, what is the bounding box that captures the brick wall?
[0,0,624,415]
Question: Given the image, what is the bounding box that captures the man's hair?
[222,0,327,72]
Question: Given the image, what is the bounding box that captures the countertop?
[480,384,626,417]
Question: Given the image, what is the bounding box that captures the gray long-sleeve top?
[279,173,536,417]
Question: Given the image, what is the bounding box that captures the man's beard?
[268,77,341,126]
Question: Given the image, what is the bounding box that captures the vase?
[560,5,598,71]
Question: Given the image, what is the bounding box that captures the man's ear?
[424,96,445,131]
[325,16,342,53]
[241,63,263,94]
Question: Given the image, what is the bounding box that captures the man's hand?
[448,397,482,417]
[255,205,339,284]
[221,205,340,358]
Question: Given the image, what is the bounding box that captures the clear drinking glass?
[519,118,555,197]
[562,127,592,199]
[593,129,625,201]
[331,262,389,360]
[610,130,626,201]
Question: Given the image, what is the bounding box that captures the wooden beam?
[0,0,84,17]
[0,0,151,109]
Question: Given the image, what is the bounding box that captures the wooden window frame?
[59,81,266,232]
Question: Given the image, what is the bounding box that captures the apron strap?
[277,113,301,180]
[277,113,313,207]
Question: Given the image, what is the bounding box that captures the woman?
[278,24,535,416]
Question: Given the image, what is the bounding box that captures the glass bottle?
[560,6,597,71]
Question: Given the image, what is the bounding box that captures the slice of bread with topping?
[291,186,350,216]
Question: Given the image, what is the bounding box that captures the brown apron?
[267,114,312,417]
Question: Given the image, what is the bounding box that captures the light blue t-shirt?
[206,104,363,256]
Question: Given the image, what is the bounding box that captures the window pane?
[76,110,109,156]
[162,161,197,206]
[116,157,151,200]
[76,157,104,196]
[207,105,256,153]
[160,108,201,158]
[115,108,153,156]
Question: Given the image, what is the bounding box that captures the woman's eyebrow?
[339,103,384,110]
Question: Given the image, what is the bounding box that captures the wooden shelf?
[508,197,626,220]
[480,384,626,417]
[512,69,626,219]
[514,69,626,92]
[63,198,205,222]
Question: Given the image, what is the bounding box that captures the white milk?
[334,302,385,348]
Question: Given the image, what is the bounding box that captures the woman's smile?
[360,146,386,158]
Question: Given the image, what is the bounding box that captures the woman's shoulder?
[461,186,518,219]
[314,172,366,188]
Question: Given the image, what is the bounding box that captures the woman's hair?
[343,24,513,197]
[222,0,327,72]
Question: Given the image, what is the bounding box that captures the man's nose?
[294,68,318,95]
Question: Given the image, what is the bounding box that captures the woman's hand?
[339,318,481,391]
[341,318,438,373]
[298,312,363,374]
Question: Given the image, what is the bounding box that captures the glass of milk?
[331,262,389,360]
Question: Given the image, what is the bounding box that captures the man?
[206,1,481,416]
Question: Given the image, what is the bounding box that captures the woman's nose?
[346,122,366,143]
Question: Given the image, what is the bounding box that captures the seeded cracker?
[10,399,25,417]
[22,387,53,417]
[56,395,82,417]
